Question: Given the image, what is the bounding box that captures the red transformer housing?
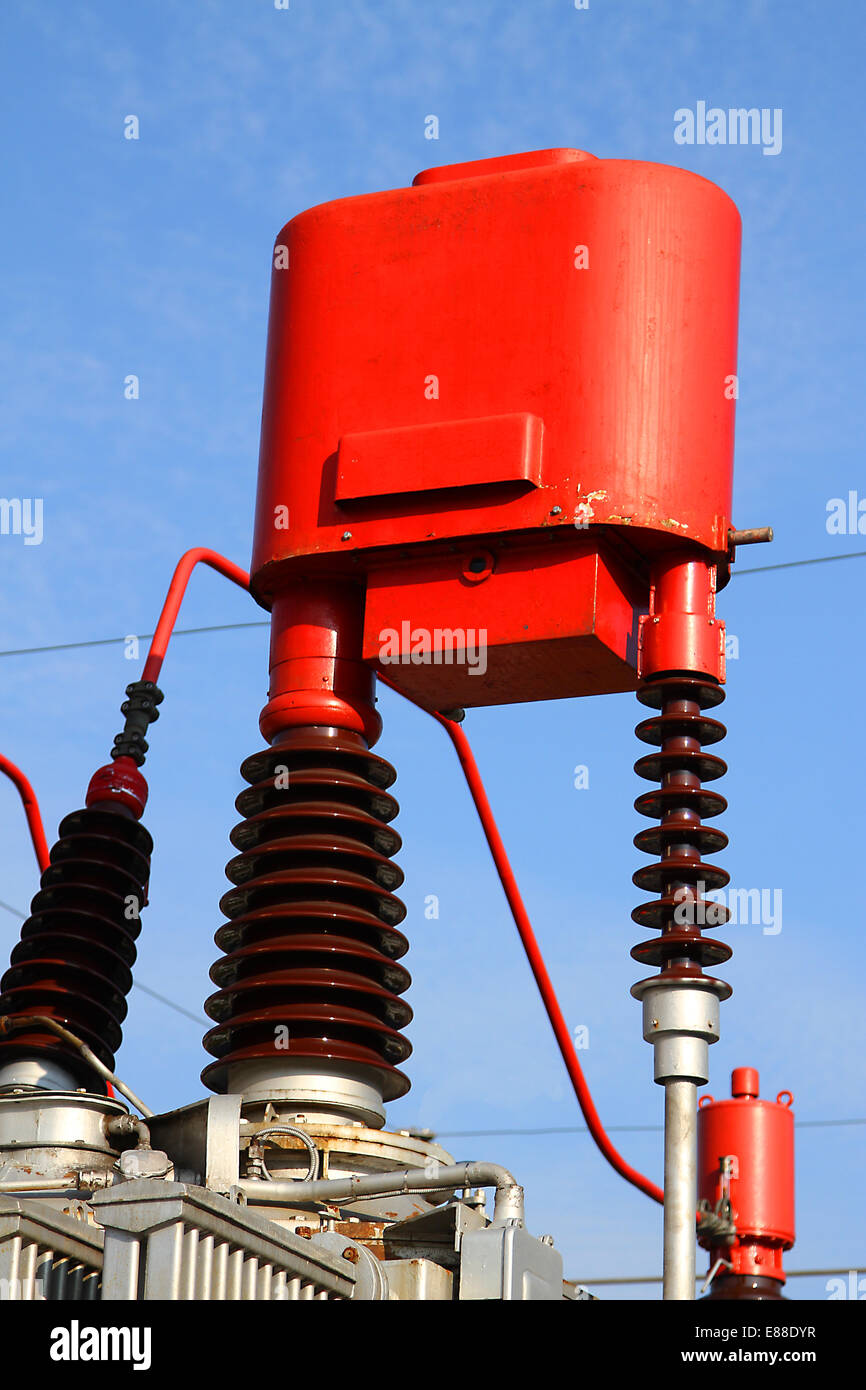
[698,1068,796,1295]
[206,148,745,1137]
[251,147,740,716]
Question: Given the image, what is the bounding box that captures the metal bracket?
[205,1095,242,1195]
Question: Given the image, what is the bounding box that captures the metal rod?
[663,1079,697,1300]
[729,526,773,546]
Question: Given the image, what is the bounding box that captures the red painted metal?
[698,1068,795,1283]
[0,753,50,872]
[639,554,726,683]
[252,148,740,618]
[86,756,149,819]
[362,538,643,711]
[242,148,744,1195]
[261,581,381,746]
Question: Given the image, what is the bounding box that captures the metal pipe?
[105,1113,151,1149]
[0,1178,92,1193]
[0,1016,153,1118]
[729,526,773,547]
[237,1160,524,1226]
[663,1079,697,1300]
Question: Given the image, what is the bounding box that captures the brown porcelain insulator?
[631,676,732,979]
[0,807,152,1083]
[202,727,412,1100]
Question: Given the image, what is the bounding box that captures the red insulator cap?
[732,1066,760,1099]
[85,756,148,819]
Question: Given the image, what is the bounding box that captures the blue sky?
[1,0,863,1298]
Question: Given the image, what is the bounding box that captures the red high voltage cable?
[377,674,665,1208]
[141,548,251,685]
[0,753,50,873]
[3,547,663,1207]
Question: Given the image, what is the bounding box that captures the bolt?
[550,506,562,516]
[341,531,352,542]
[652,1019,659,1028]
[541,1234,555,1246]
[296,1226,313,1239]
[342,1246,360,1264]
[439,707,465,723]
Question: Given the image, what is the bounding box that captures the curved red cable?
[3,544,662,1205]
[378,674,664,1207]
[0,753,50,873]
[141,548,250,684]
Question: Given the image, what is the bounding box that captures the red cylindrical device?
[698,1068,795,1296]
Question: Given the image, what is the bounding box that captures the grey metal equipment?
[91,1182,358,1302]
[0,1197,104,1301]
[0,883,585,1304]
[458,1225,564,1301]
[631,974,723,1300]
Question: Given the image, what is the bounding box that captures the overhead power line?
[734,549,866,575]
[1,891,864,1125]
[2,893,866,1124]
[0,550,863,664]
[0,897,206,1027]
[433,1118,866,1138]
[0,620,269,661]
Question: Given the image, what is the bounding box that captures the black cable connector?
[110,680,164,765]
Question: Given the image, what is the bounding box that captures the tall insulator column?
[630,552,731,1301]
[203,580,411,1128]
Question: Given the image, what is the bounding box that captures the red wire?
[378,674,664,1207]
[0,753,50,873]
[3,545,662,1205]
[141,548,250,685]
[0,549,250,873]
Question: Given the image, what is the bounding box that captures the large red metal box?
[362,538,643,709]
[252,147,740,605]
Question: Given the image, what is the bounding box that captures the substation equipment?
[0,149,790,1301]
